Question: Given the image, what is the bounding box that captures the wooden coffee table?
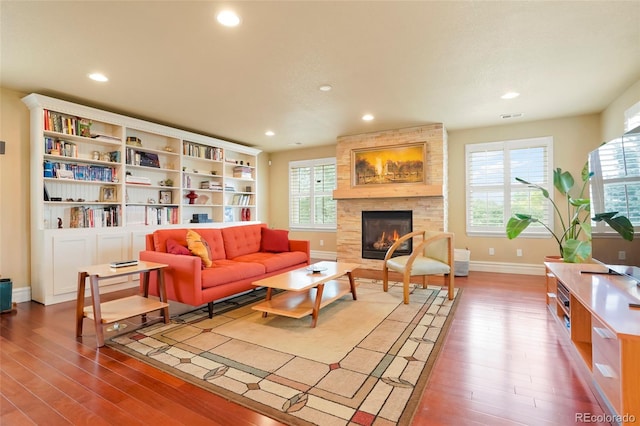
[251,261,360,327]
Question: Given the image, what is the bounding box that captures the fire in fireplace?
[362,211,413,260]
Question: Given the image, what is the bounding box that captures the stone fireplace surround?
[333,124,448,271]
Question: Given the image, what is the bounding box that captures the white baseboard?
[310,250,337,260]
[469,260,545,276]
[12,286,32,303]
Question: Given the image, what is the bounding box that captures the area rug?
[108,279,461,426]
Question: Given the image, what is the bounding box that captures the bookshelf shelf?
[23,93,260,305]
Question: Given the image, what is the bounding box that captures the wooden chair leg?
[403,272,411,304]
[382,265,389,292]
[422,275,427,288]
[208,302,214,318]
[447,274,454,300]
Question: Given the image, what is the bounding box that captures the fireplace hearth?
[362,211,413,260]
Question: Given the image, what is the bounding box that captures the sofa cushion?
[166,238,191,256]
[153,228,226,260]
[221,224,264,259]
[233,251,308,273]
[201,259,266,288]
[186,230,213,268]
[153,229,190,252]
[194,228,226,260]
[261,227,290,253]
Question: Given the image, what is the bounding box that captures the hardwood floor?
[1,271,612,425]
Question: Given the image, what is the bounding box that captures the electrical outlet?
[517,249,523,257]
[489,248,495,256]
[320,239,324,247]
[618,251,626,260]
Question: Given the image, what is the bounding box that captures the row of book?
[230,194,254,206]
[44,136,78,157]
[125,205,179,226]
[183,142,223,161]
[126,148,161,168]
[44,109,91,137]
[69,205,120,228]
[44,161,117,182]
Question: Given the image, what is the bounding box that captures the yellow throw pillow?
[186,229,212,268]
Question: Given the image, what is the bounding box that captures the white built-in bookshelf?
[22,93,260,304]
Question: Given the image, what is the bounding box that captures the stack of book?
[200,181,222,191]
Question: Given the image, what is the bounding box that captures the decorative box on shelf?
[233,166,252,179]
[191,213,212,223]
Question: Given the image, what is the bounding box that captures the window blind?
[466,137,553,235]
[289,158,337,229]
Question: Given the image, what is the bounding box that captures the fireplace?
[362,211,413,260]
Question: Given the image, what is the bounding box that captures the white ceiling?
[2,1,639,152]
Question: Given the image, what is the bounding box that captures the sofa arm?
[139,250,204,306]
[289,239,310,263]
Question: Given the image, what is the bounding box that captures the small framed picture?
[159,190,172,204]
[100,186,117,202]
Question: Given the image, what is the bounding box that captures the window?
[466,137,554,236]
[624,100,640,132]
[289,158,337,230]
[590,133,640,229]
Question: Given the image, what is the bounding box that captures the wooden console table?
[545,262,640,424]
[76,261,169,347]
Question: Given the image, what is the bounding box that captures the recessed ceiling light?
[88,73,108,82]
[362,114,374,121]
[319,84,332,92]
[265,130,275,136]
[217,10,241,27]
[501,92,520,100]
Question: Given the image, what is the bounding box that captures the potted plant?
[506,164,634,263]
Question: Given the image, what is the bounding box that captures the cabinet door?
[96,232,130,285]
[592,317,622,413]
[52,234,94,295]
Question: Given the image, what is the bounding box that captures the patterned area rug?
[108,279,461,425]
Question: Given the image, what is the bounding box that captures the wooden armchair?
[382,231,455,304]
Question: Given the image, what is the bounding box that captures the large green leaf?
[553,168,574,195]
[562,239,591,263]
[568,197,590,208]
[593,212,635,241]
[506,215,535,239]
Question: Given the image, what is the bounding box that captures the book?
[139,152,160,168]
[125,175,151,185]
[109,260,138,268]
[78,119,92,137]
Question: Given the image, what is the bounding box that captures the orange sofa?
[140,223,310,317]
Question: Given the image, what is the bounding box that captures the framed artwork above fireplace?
[352,142,426,187]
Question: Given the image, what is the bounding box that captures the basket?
[454,249,470,277]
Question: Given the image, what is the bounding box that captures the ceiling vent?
[500,113,524,119]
